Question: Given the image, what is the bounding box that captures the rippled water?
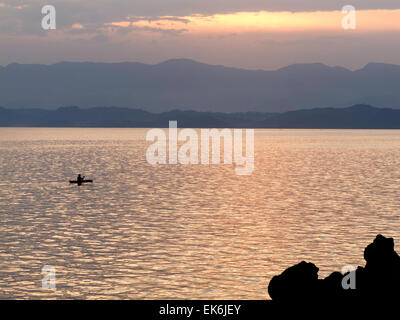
[1,128,400,299]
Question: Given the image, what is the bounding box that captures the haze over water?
[1,128,400,299]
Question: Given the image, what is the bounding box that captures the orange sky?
[2,4,400,69]
[107,9,400,33]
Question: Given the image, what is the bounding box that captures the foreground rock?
[268,234,400,302]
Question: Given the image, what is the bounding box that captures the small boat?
[69,180,93,184]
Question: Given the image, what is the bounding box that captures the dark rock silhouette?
[268,261,319,302]
[268,234,400,302]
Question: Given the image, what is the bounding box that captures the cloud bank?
[1,0,400,69]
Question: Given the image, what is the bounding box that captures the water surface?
[1,128,400,299]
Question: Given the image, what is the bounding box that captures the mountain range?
[1,59,400,112]
[2,104,400,129]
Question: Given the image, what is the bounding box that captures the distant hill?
[1,60,400,112]
[2,104,400,129]
[263,104,400,129]
[0,105,273,128]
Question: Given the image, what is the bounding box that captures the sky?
[1,0,400,69]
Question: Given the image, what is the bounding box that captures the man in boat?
[77,174,84,184]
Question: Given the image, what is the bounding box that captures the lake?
[1,128,400,299]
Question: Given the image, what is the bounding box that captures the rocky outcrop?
[268,234,400,302]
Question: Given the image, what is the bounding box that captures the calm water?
[1,128,400,299]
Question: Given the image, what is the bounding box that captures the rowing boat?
[69,180,93,184]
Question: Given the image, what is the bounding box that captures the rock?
[268,234,400,302]
[362,234,400,299]
[268,261,319,301]
[364,234,400,272]
[319,271,345,299]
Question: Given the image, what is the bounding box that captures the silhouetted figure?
[77,174,84,185]
[69,175,92,185]
[268,234,400,303]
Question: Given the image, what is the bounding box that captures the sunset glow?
[2,2,400,69]
[107,10,400,33]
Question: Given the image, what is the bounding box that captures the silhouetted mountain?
[0,106,273,128]
[2,60,400,112]
[263,104,400,129]
[268,234,400,303]
[0,106,158,127]
[2,104,400,128]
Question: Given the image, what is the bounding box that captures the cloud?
[71,23,83,29]
[1,1,400,69]
[1,0,400,36]
[2,0,400,34]
[92,10,400,35]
